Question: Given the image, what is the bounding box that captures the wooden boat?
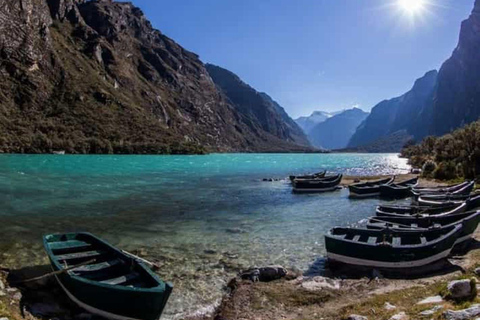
[292,174,342,193]
[325,224,462,269]
[412,181,470,195]
[376,202,468,218]
[413,181,474,199]
[43,233,172,320]
[289,171,326,181]
[367,210,480,245]
[348,176,395,198]
[418,193,480,208]
[379,177,419,199]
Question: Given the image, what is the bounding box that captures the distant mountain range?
[295,111,342,134]
[0,0,311,154]
[345,0,480,152]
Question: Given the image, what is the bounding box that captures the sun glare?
[398,0,426,15]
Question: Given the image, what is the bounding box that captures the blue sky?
[125,0,474,118]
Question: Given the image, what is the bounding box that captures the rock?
[214,316,229,320]
[417,295,444,304]
[225,228,245,234]
[241,266,287,282]
[0,279,4,290]
[299,276,341,291]
[384,302,397,310]
[419,305,443,316]
[203,249,217,255]
[389,312,408,320]
[443,304,480,320]
[447,279,475,300]
[475,267,480,276]
[0,317,9,320]
[346,315,368,320]
[12,292,22,301]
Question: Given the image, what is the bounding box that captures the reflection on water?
[0,153,409,319]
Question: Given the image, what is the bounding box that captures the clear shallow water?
[0,153,410,319]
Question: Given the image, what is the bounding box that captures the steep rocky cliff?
[206,64,310,148]
[430,0,480,136]
[308,108,368,150]
[348,70,437,149]
[0,0,310,153]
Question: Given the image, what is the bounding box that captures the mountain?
[0,0,311,154]
[348,70,438,149]
[429,0,480,136]
[308,108,369,150]
[295,111,338,134]
[205,64,310,148]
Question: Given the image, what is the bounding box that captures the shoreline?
[1,175,461,320]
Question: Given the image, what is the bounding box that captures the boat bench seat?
[352,235,361,242]
[368,237,377,244]
[50,240,91,251]
[392,237,401,246]
[71,259,123,273]
[56,250,105,261]
[420,237,427,244]
[101,272,140,286]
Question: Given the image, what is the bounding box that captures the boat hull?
[44,233,172,320]
[325,226,462,269]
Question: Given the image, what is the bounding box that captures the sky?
[125,0,474,118]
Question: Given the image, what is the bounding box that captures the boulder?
[443,304,480,320]
[347,315,368,320]
[389,312,408,320]
[475,267,480,276]
[447,279,476,300]
[0,317,9,320]
[241,266,287,282]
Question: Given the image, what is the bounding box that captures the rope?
[10,259,96,284]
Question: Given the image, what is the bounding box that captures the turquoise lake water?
[0,153,410,319]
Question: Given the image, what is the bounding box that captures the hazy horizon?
[122,0,473,118]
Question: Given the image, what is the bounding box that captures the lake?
[0,153,410,319]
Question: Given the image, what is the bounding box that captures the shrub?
[433,161,458,180]
[422,160,437,177]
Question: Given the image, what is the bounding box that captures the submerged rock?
[443,304,480,320]
[240,266,287,282]
[447,279,476,300]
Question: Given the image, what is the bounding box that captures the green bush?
[433,161,458,180]
[422,160,437,177]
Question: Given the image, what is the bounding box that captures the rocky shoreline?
[2,175,472,320]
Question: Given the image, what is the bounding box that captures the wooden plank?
[352,235,361,242]
[71,259,122,273]
[101,272,139,286]
[50,240,91,251]
[56,250,104,261]
[392,237,401,246]
[368,237,377,244]
[420,237,427,244]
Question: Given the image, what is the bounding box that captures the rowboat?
[348,176,395,198]
[417,193,480,207]
[292,174,342,193]
[43,233,172,320]
[325,224,462,269]
[376,202,468,218]
[289,171,326,181]
[367,210,480,245]
[412,181,471,196]
[412,181,468,191]
[376,203,462,217]
[292,173,338,183]
[379,177,419,199]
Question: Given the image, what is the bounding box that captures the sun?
[398,0,426,15]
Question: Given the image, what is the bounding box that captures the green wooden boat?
[43,233,172,320]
